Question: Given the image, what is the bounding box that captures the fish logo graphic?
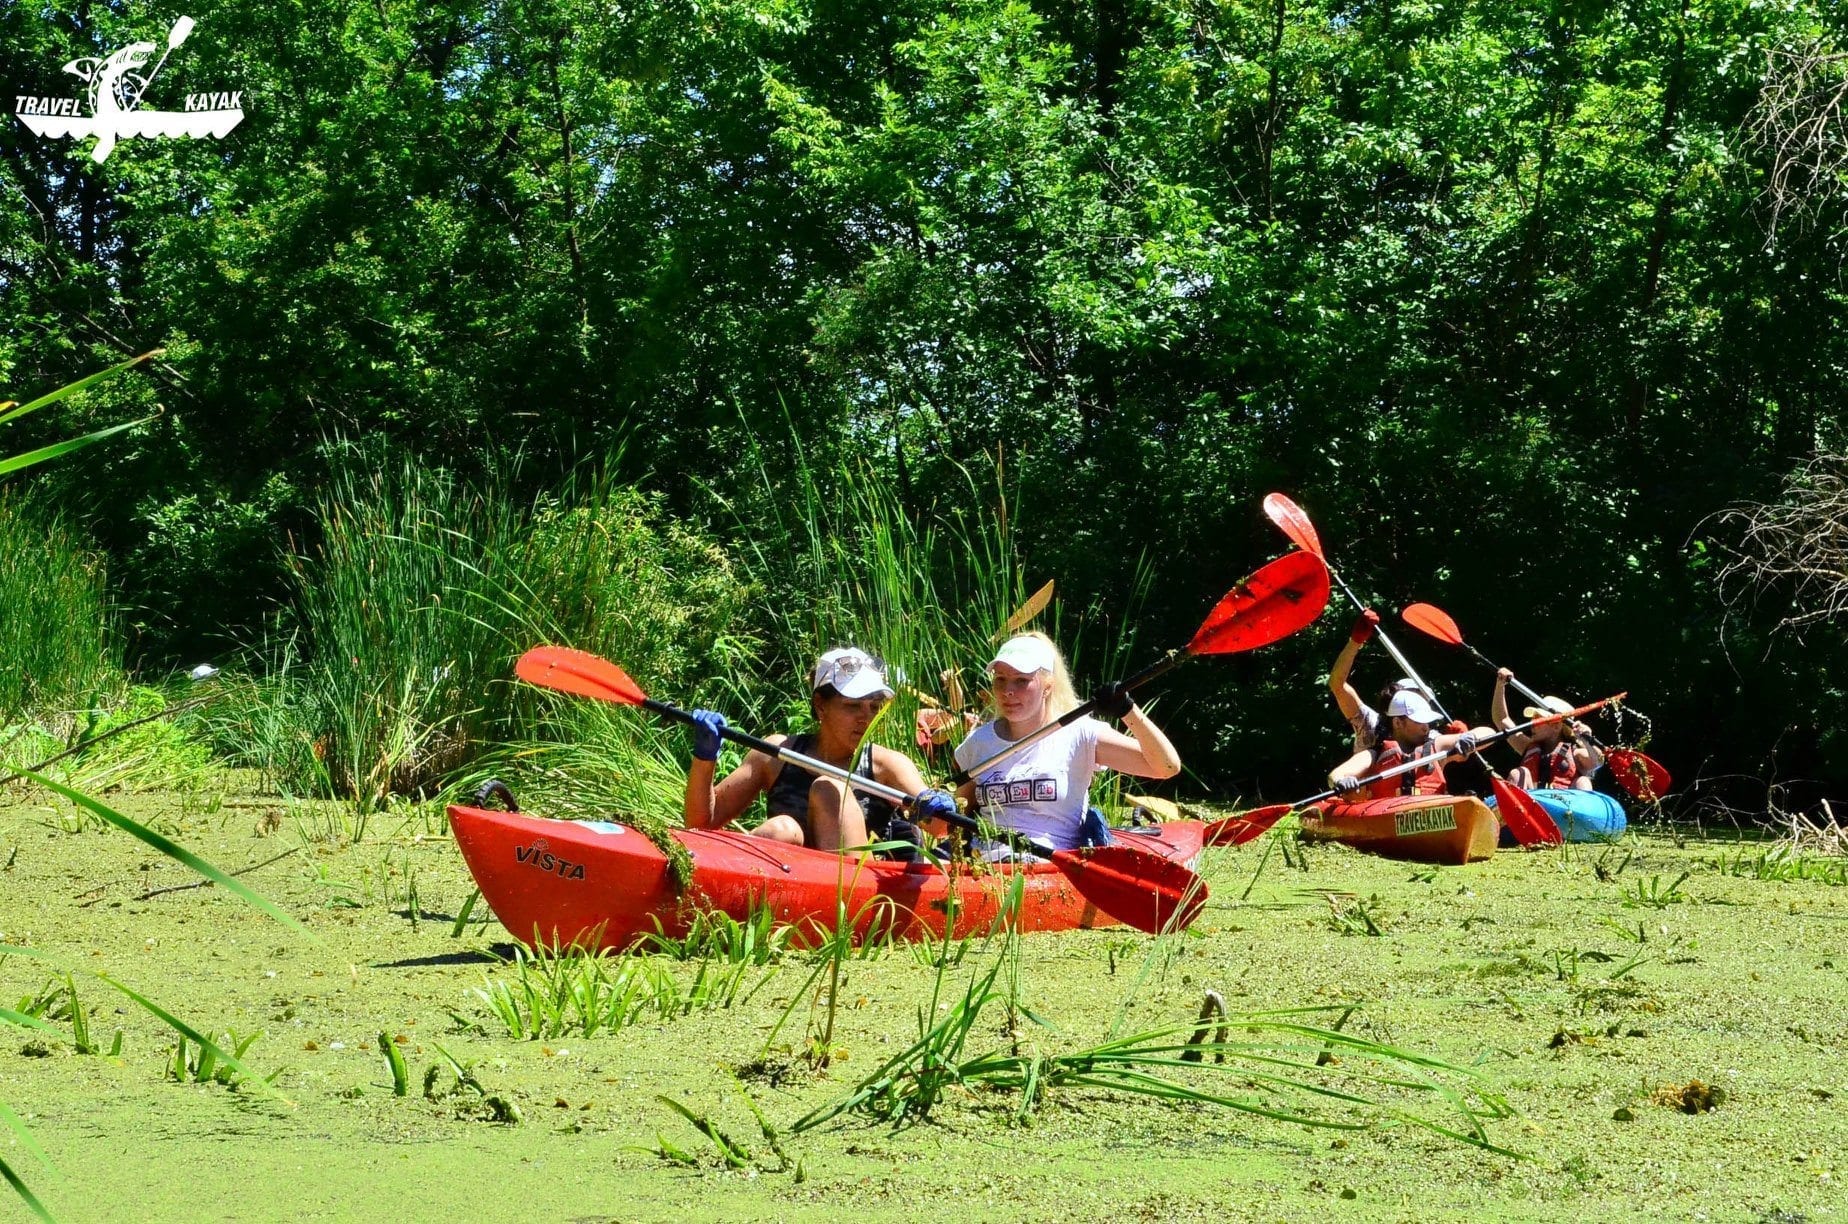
[14,16,244,163]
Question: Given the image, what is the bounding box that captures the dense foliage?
[6,0,1848,806]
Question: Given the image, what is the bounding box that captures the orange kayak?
[1300,794,1499,865]
[448,805,1208,951]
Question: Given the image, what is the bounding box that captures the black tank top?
[765,734,901,836]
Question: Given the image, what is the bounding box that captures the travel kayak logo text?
[13,15,243,163]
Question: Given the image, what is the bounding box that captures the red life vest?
[1369,737,1448,798]
[1521,741,1580,789]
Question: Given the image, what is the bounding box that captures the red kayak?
[448,805,1208,951]
[1299,794,1499,865]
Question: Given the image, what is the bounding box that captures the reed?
[467,942,777,1040]
[0,497,118,725]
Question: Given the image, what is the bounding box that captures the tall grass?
[200,450,755,817]
[712,441,1155,791]
[0,497,118,725]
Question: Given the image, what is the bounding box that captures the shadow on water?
[372,944,515,969]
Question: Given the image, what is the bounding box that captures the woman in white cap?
[951,631,1181,852]
[1491,669,1603,790]
[683,647,958,854]
[1327,689,1493,799]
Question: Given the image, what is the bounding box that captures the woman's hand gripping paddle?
[1262,492,1452,722]
[950,549,1332,786]
[513,646,1206,934]
[1401,602,1671,802]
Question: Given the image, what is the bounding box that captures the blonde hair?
[991,630,1080,720]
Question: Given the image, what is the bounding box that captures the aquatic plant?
[466,942,776,1040]
[636,905,794,966]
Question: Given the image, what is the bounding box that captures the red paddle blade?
[515,646,647,705]
[1491,776,1562,847]
[1188,550,1332,655]
[1402,602,1465,647]
[1204,803,1290,846]
[1262,493,1325,561]
[1605,748,1672,803]
[1051,844,1208,934]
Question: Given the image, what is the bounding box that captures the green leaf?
[0,351,160,427]
[13,769,306,935]
[0,413,160,478]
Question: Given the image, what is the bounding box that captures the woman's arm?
[1328,612,1377,725]
[1094,707,1182,779]
[1492,670,1532,752]
[683,741,780,829]
[1328,748,1375,787]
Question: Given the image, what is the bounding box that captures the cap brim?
[832,672,893,700]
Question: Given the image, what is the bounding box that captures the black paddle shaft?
[946,648,1185,786]
[647,695,993,832]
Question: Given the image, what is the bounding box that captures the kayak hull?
[1301,794,1499,865]
[448,805,1207,951]
[1528,788,1628,841]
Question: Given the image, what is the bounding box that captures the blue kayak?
[1528,788,1627,841]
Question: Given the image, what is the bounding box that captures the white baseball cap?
[1522,695,1574,720]
[990,635,1058,676]
[812,648,893,700]
[1385,689,1444,724]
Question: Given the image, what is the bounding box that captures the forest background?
[4,0,1846,814]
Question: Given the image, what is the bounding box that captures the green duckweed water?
[2,789,1844,1223]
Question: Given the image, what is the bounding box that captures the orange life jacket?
[1370,736,1448,798]
[1521,740,1580,789]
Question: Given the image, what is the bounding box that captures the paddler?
[1328,689,1495,798]
[953,632,1181,853]
[1492,669,1603,791]
[1328,609,1421,751]
[682,647,959,856]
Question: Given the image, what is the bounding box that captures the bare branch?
[1712,453,1848,631]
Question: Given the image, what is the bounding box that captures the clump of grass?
[638,905,794,965]
[273,449,754,818]
[169,1030,271,1089]
[0,495,118,724]
[1623,872,1690,909]
[464,943,775,1040]
[790,975,1516,1151]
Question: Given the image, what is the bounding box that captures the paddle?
[513,646,1207,934]
[1263,492,1451,722]
[1261,494,1557,844]
[1401,602,1671,802]
[1234,694,1625,835]
[949,549,1332,786]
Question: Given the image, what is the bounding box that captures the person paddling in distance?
[1492,669,1603,791]
[1329,609,1423,751]
[683,648,959,856]
[952,632,1181,853]
[1328,689,1495,798]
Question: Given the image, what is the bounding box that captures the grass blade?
[15,769,305,933]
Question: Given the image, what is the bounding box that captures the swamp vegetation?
[6,0,1848,1218]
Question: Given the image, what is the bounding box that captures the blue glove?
[1453,732,1480,756]
[690,709,727,762]
[911,788,960,824]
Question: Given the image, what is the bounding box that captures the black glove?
[1453,731,1480,756]
[1092,681,1136,720]
[1333,775,1364,795]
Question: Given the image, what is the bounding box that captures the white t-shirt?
[953,717,1104,851]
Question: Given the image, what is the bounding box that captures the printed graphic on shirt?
[981,776,1061,809]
